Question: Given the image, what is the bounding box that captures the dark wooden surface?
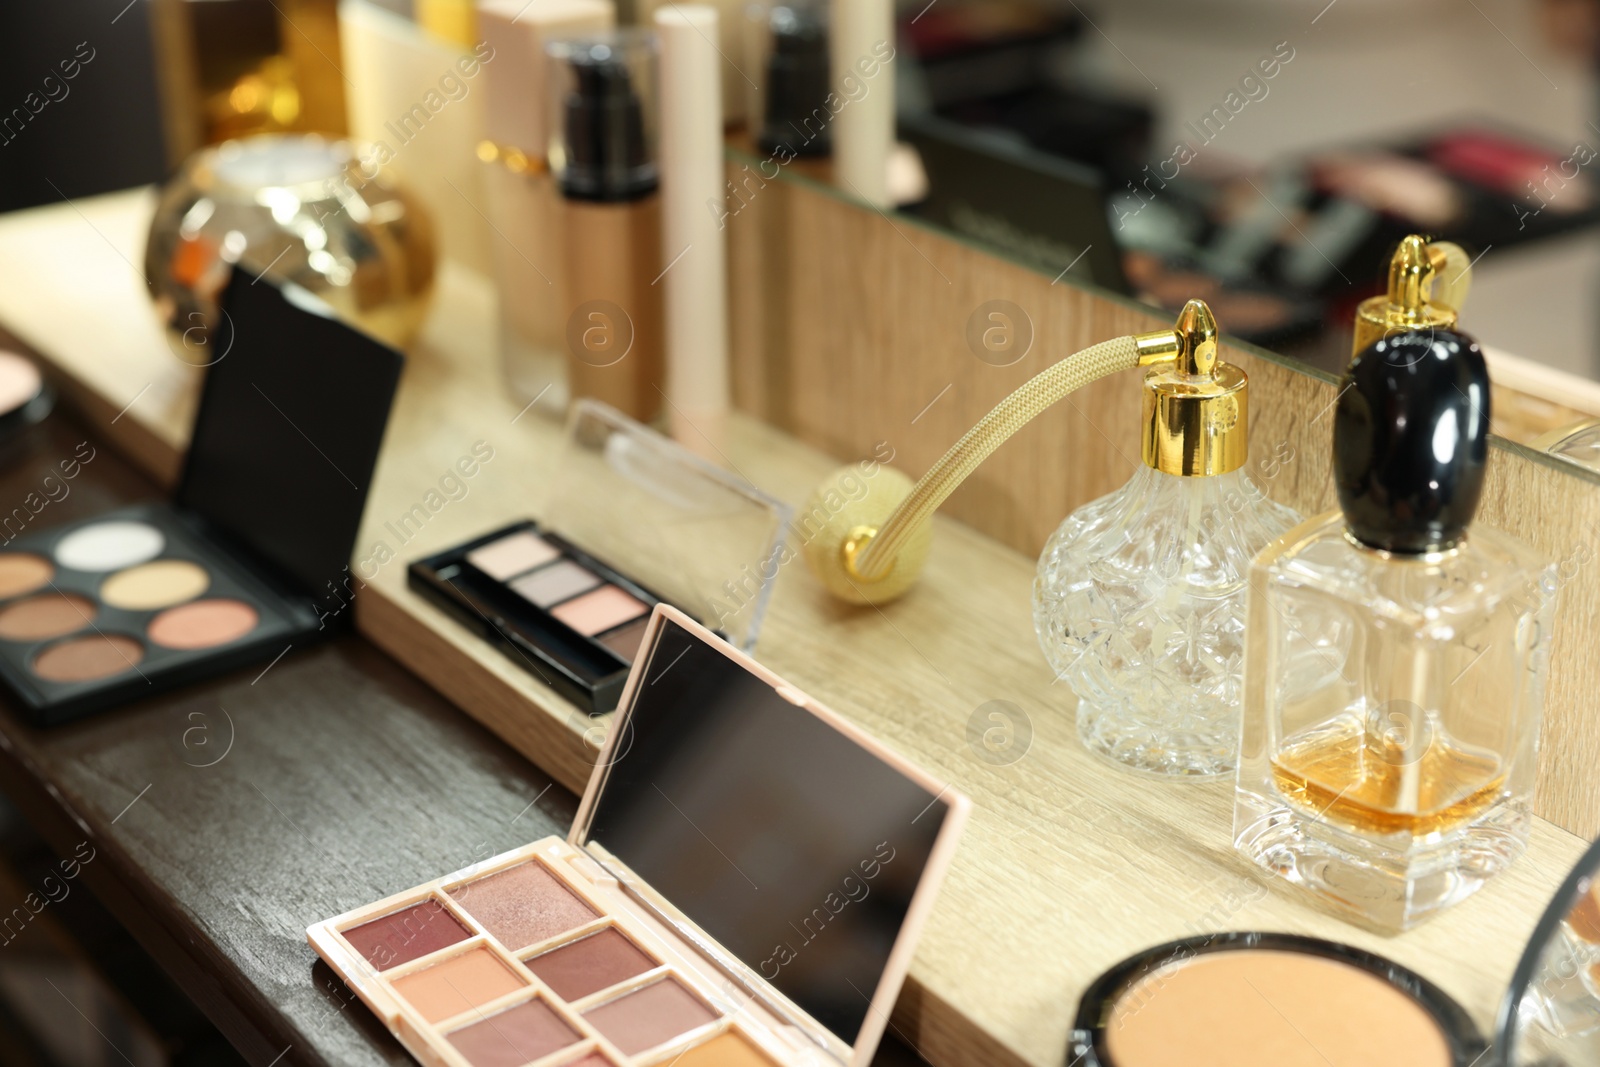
[0,407,933,1067]
[0,408,576,1066]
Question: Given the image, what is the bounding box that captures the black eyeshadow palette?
[408,520,673,714]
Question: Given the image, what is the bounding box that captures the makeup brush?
[801,301,1225,604]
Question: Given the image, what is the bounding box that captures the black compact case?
[408,520,671,714]
[0,269,402,724]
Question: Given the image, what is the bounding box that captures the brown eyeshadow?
[341,899,471,971]
[598,617,648,662]
[447,998,580,1067]
[391,946,527,1024]
[582,977,718,1055]
[0,592,95,640]
[525,927,657,1001]
[450,862,598,951]
[1105,950,1451,1067]
[673,1031,780,1067]
[32,634,143,683]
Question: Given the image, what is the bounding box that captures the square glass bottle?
[1234,327,1556,931]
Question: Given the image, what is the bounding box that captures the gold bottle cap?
[1351,234,1464,357]
[1138,300,1247,477]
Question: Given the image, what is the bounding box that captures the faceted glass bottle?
[1034,299,1301,778]
[1234,327,1555,931]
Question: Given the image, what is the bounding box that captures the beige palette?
[311,838,800,1067]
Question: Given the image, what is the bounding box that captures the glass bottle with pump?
[1034,301,1302,778]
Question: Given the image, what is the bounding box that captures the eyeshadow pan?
[525,927,657,1001]
[1105,950,1451,1067]
[511,560,601,609]
[582,977,718,1055]
[467,532,561,581]
[392,946,527,1024]
[447,998,581,1067]
[54,521,165,572]
[101,559,210,610]
[551,586,647,637]
[32,634,143,682]
[341,899,471,971]
[598,617,648,662]
[451,862,598,952]
[0,553,53,599]
[674,1031,781,1067]
[147,599,259,650]
[0,592,94,640]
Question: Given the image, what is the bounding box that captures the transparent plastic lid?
[537,400,791,652]
[546,29,659,201]
[1502,834,1600,1064]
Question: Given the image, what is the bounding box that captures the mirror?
[734,0,1600,471]
[1503,836,1600,1064]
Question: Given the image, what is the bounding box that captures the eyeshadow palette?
[408,400,791,714]
[409,522,664,713]
[311,607,969,1067]
[0,268,402,724]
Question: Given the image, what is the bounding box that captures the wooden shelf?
[0,187,1589,1067]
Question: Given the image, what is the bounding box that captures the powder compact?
[409,400,790,713]
[1070,834,1600,1067]
[0,268,401,724]
[311,607,968,1067]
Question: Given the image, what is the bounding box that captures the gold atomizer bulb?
[1138,300,1246,476]
[1351,234,1473,358]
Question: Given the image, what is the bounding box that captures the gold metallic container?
[1139,300,1247,477]
[1351,234,1472,358]
[144,133,436,359]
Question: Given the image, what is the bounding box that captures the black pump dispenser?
[561,42,657,202]
[1334,328,1491,555]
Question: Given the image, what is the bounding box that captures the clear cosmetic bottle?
[1034,301,1301,778]
[1235,327,1556,931]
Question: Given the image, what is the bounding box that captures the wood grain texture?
[0,188,1594,1067]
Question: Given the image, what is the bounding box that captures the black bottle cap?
[759,5,832,158]
[561,43,657,202]
[1334,328,1491,554]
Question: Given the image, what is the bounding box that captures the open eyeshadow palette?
[311,607,969,1067]
[0,269,401,724]
[409,401,790,714]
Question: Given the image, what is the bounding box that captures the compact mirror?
[1501,836,1600,1065]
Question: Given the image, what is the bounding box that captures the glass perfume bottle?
[1034,301,1301,778]
[1235,327,1556,932]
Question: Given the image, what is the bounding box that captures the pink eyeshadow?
[341,899,470,971]
[551,586,647,637]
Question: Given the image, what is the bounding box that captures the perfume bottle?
[1034,301,1301,778]
[1351,233,1471,358]
[1234,326,1556,932]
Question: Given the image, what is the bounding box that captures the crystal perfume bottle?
[1034,301,1301,778]
[1234,327,1556,932]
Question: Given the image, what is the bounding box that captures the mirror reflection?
[1513,864,1600,1064]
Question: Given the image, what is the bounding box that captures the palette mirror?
[729,0,1600,483]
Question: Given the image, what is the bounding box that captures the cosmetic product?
[408,400,789,713]
[1235,326,1553,931]
[748,1,831,159]
[548,31,666,423]
[0,350,54,449]
[0,270,401,725]
[635,0,747,125]
[1351,233,1472,359]
[655,5,730,457]
[830,0,893,206]
[477,0,615,413]
[1032,300,1300,777]
[1429,128,1593,214]
[145,133,437,352]
[339,0,494,275]
[1072,835,1600,1065]
[310,607,969,1067]
[414,0,475,47]
[801,300,1274,608]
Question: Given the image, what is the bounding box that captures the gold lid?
[1351,234,1469,357]
[1137,300,1247,477]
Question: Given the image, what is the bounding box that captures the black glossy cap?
[759,6,831,158]
[1334,328,1491,554]
[561,43,657,202]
